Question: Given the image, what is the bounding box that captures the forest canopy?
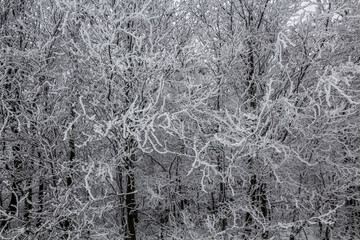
[0,0,359,239]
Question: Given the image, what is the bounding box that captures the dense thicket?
[1,0,359,239]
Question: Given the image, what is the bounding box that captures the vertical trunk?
[24,121,38,228]
[260,182,269,239]
[37,180,44,227]
[0,190,2,228]
[218,155,227,231]
[61,105,76,235]
[245,38,269,238]
[117,166,127,231]
[245,174,256,235]
[24,182,33,234]
[123,5,137,237]
[24,182,32,223]
[211,192,216,213]
[125,154,137,240]
[67,136,75,186]
[247,46,257,109]
[122,123,137,240]
[245,167,269,239]
[324,226,330,240]
[345,185,359,238]
[67,106,75,187]
[36,146,44,227]
[8,182,19,216]
[215,58,227,230]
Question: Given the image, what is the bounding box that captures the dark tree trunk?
[37,181,44,227]
[61,105,76,235]
[67,108,75,187]
[218,155,227,231]
[125,161,137,240]
[24,181,32,222]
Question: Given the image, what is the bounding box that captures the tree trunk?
[125,159,137,240]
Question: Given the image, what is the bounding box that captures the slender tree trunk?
[123,8,138,238]
[67,106,75,187]
[8,182,19,216]
[245,39,269,238]
[24,180,32,223]
[218,155,227,231]
[37,180,44,227]
[125,153,137,240]
[60,105,76,235]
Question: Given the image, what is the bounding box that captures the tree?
[1,0,359,239]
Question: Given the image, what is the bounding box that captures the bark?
[125,154,138,240]
[37,180,44,227]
